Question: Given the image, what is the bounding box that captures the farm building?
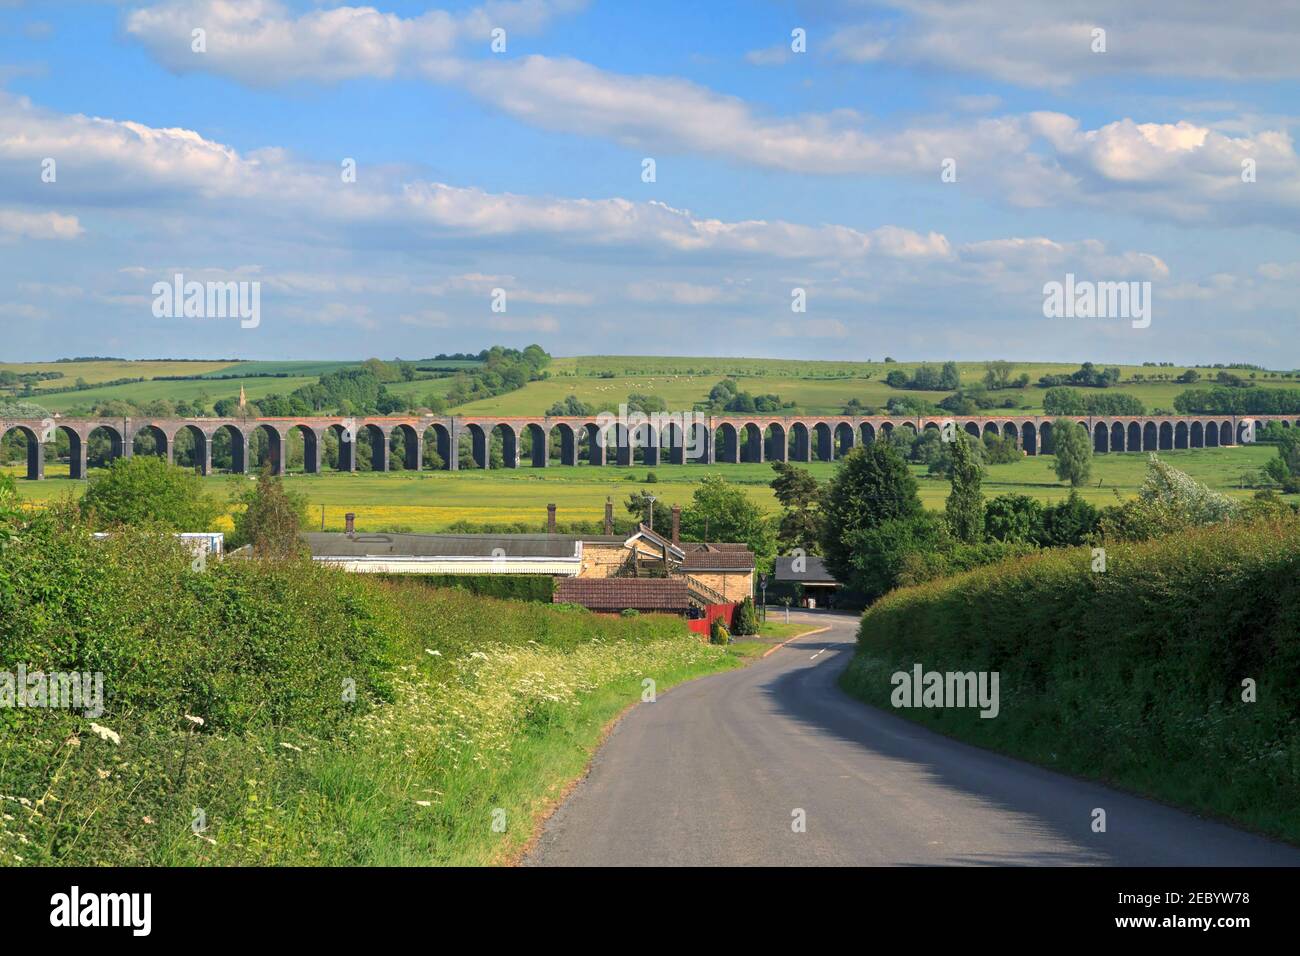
[300,503,755,619]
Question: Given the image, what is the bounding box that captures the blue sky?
[1,0,1299,364]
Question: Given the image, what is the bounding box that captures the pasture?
[7,445,1284,532]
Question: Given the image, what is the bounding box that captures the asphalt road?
[527,610,1300,867]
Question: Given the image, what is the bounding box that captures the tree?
[0,473,21,548]
[819,443,923,587]
[1050,417,1092,486]
[229,467,309,557]
[769,462,823,554]
[1040,491,1100,547]
[681,474,776,569]
[79,456,222,530]
[625,490,672,531]
[984,494,1044,543]
[944,431,984,544]
[732,596,759,636]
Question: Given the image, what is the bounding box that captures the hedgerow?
[843,516,1300,842]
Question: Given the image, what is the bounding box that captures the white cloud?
[0,208,82,239]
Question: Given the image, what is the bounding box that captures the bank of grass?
[0,508,733,866]
[840,517,1300,844]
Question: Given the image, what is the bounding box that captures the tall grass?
[841,517,1300,842]
[0,509,728,865]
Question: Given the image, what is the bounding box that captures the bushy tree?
[769,461,823,554]
[732,596,759,636]
[229,468,310,557]
[709,615,730,645]
[681,474,775,568]
[820,444,924,589]
[1050,417,1093,486]
[1040,491,1100,547]
[1099,456,1242,541]
[984,494,1044,543]
[79,456,222,531]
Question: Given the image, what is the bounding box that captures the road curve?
[527,610,1300,867]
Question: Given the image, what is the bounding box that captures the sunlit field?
[6,445,1286,532]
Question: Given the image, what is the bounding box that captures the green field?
[442,356,1300,418]
[8,446,1285,532]
[6,355,1299,418]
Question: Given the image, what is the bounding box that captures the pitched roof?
[555,577,690,612]
[679,545,755,571]
[773,554,837,584]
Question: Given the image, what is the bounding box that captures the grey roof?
[302,532,580,559]
[773,555,838,584]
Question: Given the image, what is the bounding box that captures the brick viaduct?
[0,413,1293,480]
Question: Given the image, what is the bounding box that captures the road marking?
[810,649,826,660]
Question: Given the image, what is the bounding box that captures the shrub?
[79,455,222,531]
[384,574,556,602]
[710,616,730,645]
[732,596,759,636]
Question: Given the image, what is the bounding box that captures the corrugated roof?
[302,532,580,559]
[773,555,837,584]
[555,578,690,611]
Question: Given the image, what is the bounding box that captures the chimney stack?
[344,512,355,535]
[671,504,680,546]
[547,503,557,534]
[604,497,614,535]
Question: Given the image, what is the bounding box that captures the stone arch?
[1039,421,1054,454]
[858,422,875,446]
[210,424,247,474]
[389,423,420,471]
[248,423,284,475]
[325,422,357,471]
[1110,421,1125,452]
[1128,421,1142,451]
[716,422,741,464]
[1175,421,1189,450]
[834,421,855,458]
[1,424,43,480]
[1143,421,1158,451]
[660,421,683,465]
[789,422,812,462]
[1237,420,1255,445]
[812,422,834,462]
[132,424,170,461]
[1190,420,1204,448]
[465,423,490,469]
[549,422,577,466]
[1001,422,1019,446]
[492,423,519,469]
[423,422,453,470]
[173,424,209,475]
[983,422,1000,440]
[1219,421,1233,446]
[765,422,787,462]
[523,422,549,467]
[1093,422,1109,453]
[964,421,981,438]
[283,424,320,474]
[685,420,711,463]
[1021,421,1037,456]
[84,424,128,472]
[1158,421,1173,450]
[1205,419,1219,447]
[740,422,763,463]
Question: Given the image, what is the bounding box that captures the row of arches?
[3,415,1291,478]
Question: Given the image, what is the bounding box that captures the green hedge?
[842,517,1300,843]
[382,573,556,602]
